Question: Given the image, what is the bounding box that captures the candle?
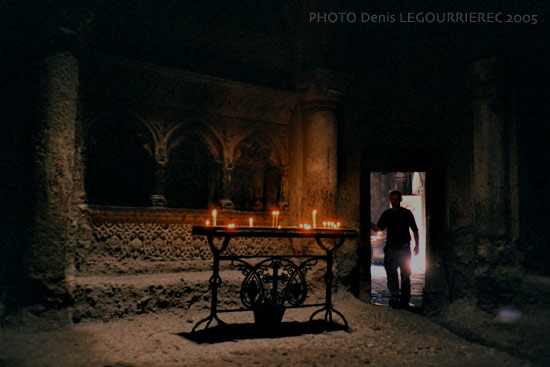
[299,224,304,228]
[336,222,341,229]
[322,221,327,228]
[304,224,312,230]
[272,211,280,227]
[205,220,210,226]
[227,223,235,228]
[312,209,317,228]
[212,210,217,226]
[249,217,253,227]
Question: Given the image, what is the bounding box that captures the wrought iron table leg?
[310,241,349,330]
[191,313,226,333]
[192,235,230,332]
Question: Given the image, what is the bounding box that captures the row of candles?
[205,209,342,229]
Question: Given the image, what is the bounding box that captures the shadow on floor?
[179,320,348,344]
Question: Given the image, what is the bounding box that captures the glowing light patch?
[496,308,522,324]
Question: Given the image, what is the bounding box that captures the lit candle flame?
[212,209,217,226]
[272,210,280,227]
[227,223,235,228]
[249,217,253,227]
[205,220,210,226]
[312,209,317,228]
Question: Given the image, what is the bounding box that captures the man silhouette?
[371,190,419,309]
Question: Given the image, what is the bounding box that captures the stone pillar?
[150,162,167,207]
[26,50,79,313]
[277,165,289,211]
[472,57,519,269]
[299,69,342,221]
[219,160,235,209]
[151,149,168,207]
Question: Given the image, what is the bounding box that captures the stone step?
[69,271,245,322]
[70,270,327,322]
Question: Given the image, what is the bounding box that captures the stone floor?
[0,291,538,367]
[370,264,425,308]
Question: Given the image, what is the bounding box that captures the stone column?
[299,69,342,221]
[151,149,168,207]
[26,50,79,313]
[472,57,519,268]
[219,160,235,209]
[277,165,289,211]
[150,162,167,207]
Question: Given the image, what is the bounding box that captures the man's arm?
[412,230,419,255]
[371,212,387,233]
[406,210,419,255]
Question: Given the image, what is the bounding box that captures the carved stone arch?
[256,125,289,167]
[234,131,274,167]
[248,125,289,210]
[191,121,224,162]
[230,125,286,212]
[130,110,192,165]
[84,111,156,207]
[164,120,220,209]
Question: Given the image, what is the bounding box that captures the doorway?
[370,172,427,307]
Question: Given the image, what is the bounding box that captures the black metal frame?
[191,226,357,332]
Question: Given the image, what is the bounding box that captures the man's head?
[389,190,402,209]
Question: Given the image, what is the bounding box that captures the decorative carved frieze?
[77,221,294,274]
[76,206,294,274]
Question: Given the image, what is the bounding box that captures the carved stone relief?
[75,219,294,275]
[82,57,297,211]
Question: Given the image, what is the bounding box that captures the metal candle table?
[191,226,358,332]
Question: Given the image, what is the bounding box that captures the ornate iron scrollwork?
[232,257,317,308]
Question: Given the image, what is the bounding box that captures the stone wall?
[420,58,550,364]
[74,206,296,276]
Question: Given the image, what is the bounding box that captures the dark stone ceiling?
[87,0,548,90]
[4,0,548,90]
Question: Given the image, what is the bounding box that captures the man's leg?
[399,246,412,307]
[384,246,400,307]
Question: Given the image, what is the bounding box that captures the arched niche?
[84,113,156,207]
[164,129,217,209]
[232,134,281,211]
